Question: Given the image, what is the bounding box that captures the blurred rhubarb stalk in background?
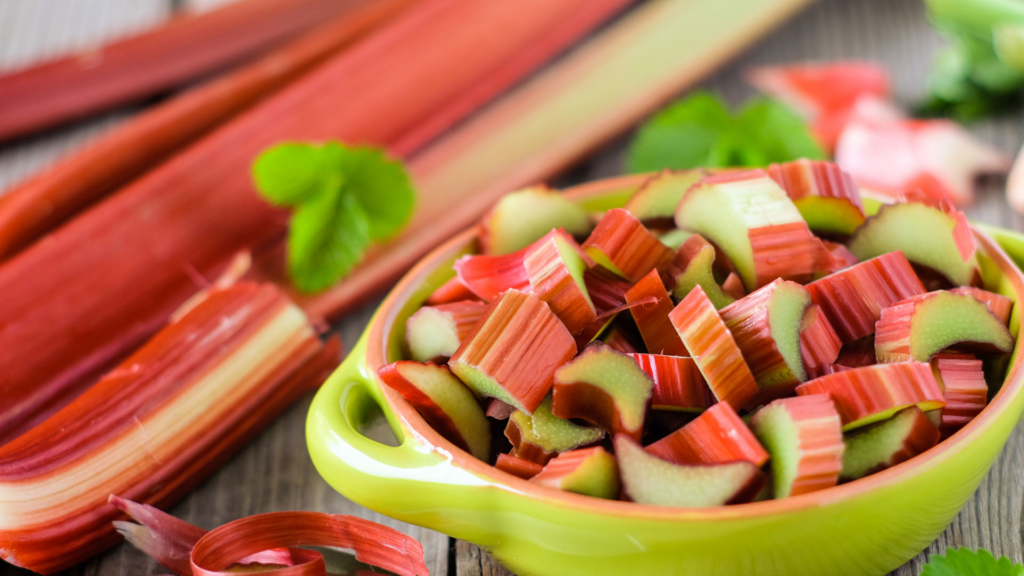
[0,283,338,574]
[1008,144,1024,215]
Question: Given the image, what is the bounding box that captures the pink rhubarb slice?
[582,208,673,283]
[405,300,488,362]
[645,402,768,466]
[495,453,543,479]
[766,159,865,236]
[627,353,714,412]
[505,396,605,465]
[667,234,735,309]
[799,304,842,379]
[623,169,709,222]
[479,185,592,255]
[626,268,689,356]
[840,406,939,481]
[931,354,988,438]
[530,446,620,499]
[950,286,1014,326]
[523,229,597,334]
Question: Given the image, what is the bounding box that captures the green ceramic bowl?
[307,175,1024,576]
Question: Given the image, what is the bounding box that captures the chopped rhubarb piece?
[584,265,633,313]
[480,186,592,255]
[675,170,826,290]
[799,305,842,379]
[836,336,877,368]
[425,275,478,305]
[449,290,576,414]
[378,362,490,461]
[552,345,654,442]
[848,202,980,286]
[875,291,1014,363]
[795,363,945,430]
[524,230,597,333]
[626,269,689,356]
[806,251,926,343]
[645,403,768,466]
[669,286,759,410]
[766,159,865,236]
[819,240,859,273]
[931,355,988,438]
[835,117,1010,206]
[658,229,692,251]
[745,61,890,149]
[615,435,765,507]
[720,279,813,399]
[505,397,605,464]
[405,300,488,362]
[495,453,543,479]
[840,407,939,481]
[453,245,532,302]
[624,169,709,222]
[582,208,674,282]
[950,286,1014,326]
[627,354,714,412]
[667,235,735,309]
[603,327,639,354]
[486,398,516,420]
[530,446,620,499]
[750,394,845,498]
[722,273,746,300]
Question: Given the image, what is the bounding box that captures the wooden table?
[1,0,1022,574]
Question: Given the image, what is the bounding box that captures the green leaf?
[921,548,1023,576]
[328,144,416,242]
[735,98,826,165]
[287,190,371,294]
[252,143,331,206]
[627,91,733,173]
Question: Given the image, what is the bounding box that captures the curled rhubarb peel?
[624,169,709,223]
[796,363,945,431]
[806,251,926,344]
[480,186,592,255]
[449,289,576,414]
[552,345,655,442]
[848,202,980,287]
[615,435,765,507]
[524,230,598,334]
[675,170,825,291]
[840,407,939,482]
[931,355,989,438]
[377,361,490,461]
[111,497,430,576]
[582,208,674,282]
[766,159,865,236]
[626,268,689,356]
[495,453,544,479]
[645,403,768,467]
[627,354,714,412]
[800,304,842,379]
[874,291,1014,363]
[670,286,759,410]
[530,446,621,499]
[950,286,1014,326]
[405,300,488,362]
[425,276,478,305]
[505,397,605,465]
[719,279,813,398]
[668,234,735,310]
[750,395,845,498]
[0,284,337,573]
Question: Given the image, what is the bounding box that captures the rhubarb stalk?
[931,355,989,438]
[405,300,487,362]
[626,269,689,356]
[627,353,714,412]
[645,403,768,466]
[582,208,674,282]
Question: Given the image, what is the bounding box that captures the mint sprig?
[626,91,824,174]
[252,142,415,293]
[921,548,1023,576]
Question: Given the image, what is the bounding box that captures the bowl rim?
[365,173,1024,520]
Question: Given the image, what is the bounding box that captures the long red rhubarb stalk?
[0,0,630,444]
[0,0,411,261]
[0,0,372,142]
[0,283,337,573]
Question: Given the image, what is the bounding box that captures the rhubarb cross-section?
[840,407,939,481]
[505,396,605,465]
[479,185,592,255]
[667,234,735,309]
[523,230,597,334]
[405,300,488,362]
[799,304,842,379]
[930,354,988,438]
[530,446,620,499]
[766,159,865,236]
[582,208,674,282]
[623,169,709,222]
[626,268,688,356]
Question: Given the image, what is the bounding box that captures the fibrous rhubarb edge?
[552,344,654,442]
[623,169,709,223]
[615,435,765,508]
[505,396,605,464]
[626,268,689,356]
[495,453,543,479]
[799,304,842,379]
[449,289,576,414]
[479,186,592,255]
[874,291,1014,363]
[377,361,490,461]
[405,300,488,362]
[645,403,768,467]
[750,394,845,498]
[806,251,926,343]
[582,208,673,282]
[627,353,714,412]
[840,406,939,481]
[795,362,945,431]
[766,159,865,236]
[530,446,620,499]
[931,355,988,438]
[524,230,597,334]
[669,286,759,410]
[668,234,735,309]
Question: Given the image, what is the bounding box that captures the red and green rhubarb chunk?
[480,186,592,255]
[668,234,735,309]
[505,396,605,464]
[840,406,939,481]
[530,446,620,499]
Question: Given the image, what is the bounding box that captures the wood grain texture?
[0,0,1022,575]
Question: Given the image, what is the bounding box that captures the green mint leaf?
[626,91,733,173]
[735,98,826,165]
[921,548,1023,576]
[252,143,332,206]
[328,144,416,242]
[288,189,371,294]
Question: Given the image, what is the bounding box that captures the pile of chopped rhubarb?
[381,163,1016,508]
